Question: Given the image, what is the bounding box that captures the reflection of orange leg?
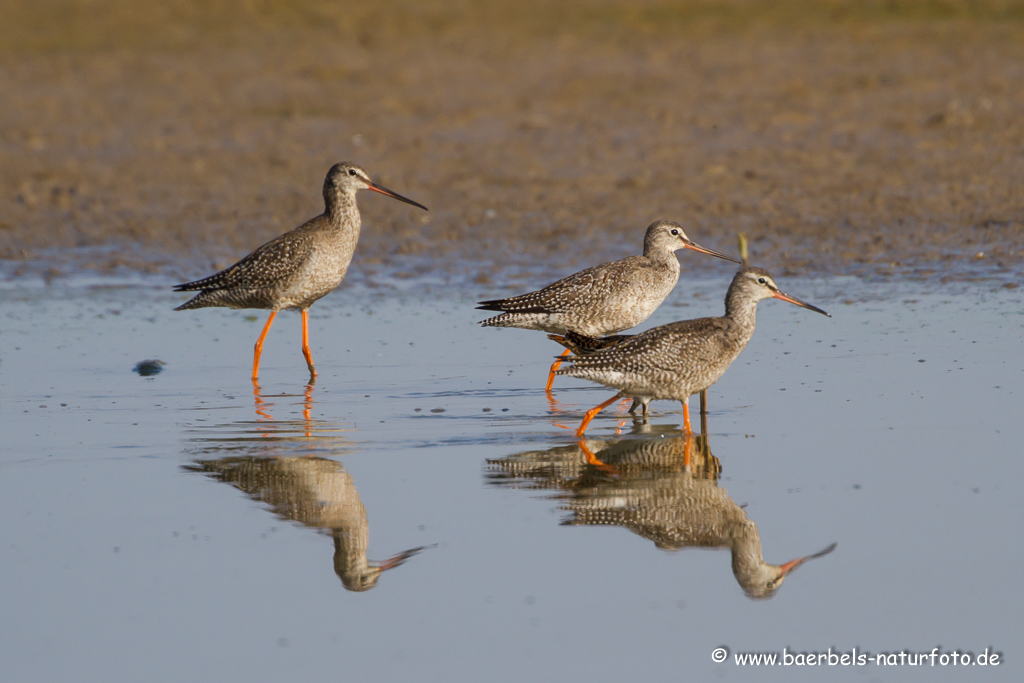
[684,433,692,468]
[253,311,277,382]
[577,439,605,466]
[546,392,577,416]
[545,349,571,393]
[575,394,621,438]
[301,309,317,379]
[577,439,619,475]
[302,383,314,438]
[253,380,273,422]
[681,398,692,436]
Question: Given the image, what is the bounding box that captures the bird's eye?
[670,229,679,236]
[757,277,767,285]
[348,168,356,176]
[766,580,776,589]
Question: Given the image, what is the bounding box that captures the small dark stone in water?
[430,408,445,413]
[133,359,165,376]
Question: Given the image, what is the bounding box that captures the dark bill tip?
[369,182,428,211]
[773,291,830,317]
[685,241,742,264]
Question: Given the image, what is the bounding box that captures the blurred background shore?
[2,0,1022,282]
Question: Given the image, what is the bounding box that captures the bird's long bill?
[773,290,831,317]
[368,181,429,211]
[778,542,838,576]
[373,545,431,572]
[683,240,741,264]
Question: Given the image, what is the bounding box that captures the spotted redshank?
[174,162,427,382]
[477,220,738,392]
[557,266,830,437]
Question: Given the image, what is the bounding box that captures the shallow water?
[1,273,1021,682]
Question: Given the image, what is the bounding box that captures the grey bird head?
[324,162,428,211]
[739,542,838,599]
[334,541,431,592]
[731,267,831,317]
[643,220,739,263]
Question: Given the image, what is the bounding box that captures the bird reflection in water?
[186,455,429,591]
[185,387,428,591]
[486,430,835,599]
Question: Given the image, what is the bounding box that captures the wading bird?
[174,162,427,382]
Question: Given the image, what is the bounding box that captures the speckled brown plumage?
[174,162,426,380]
[478,219,737,392]
[557,266,830,436]
[477,220,736,336]
[547,330,635,355]
[487,435,836,599]
[548,330,653,417]
[186,455,427,591]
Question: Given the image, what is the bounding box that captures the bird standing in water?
[477,220,738,393]
[557,267,830,437]
[174,162,427,382]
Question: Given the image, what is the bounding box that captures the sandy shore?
[1,1,1022,282]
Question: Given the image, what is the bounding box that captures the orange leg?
[252,311,278,382]
[575,393,622,438]
[301,309,317,379]
[545,349,571,393]
[681,398,692,436]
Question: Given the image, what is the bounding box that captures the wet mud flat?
[1,274,1021,682]
[1,1,1023,283]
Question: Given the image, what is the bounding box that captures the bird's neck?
[325,189,360,229]
[731,521,768,583]
[333,531,377,591]
[724,285,758,331]
[644,244,682,272]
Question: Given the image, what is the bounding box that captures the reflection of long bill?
[375,546,431,571]
[777,542,838,577]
